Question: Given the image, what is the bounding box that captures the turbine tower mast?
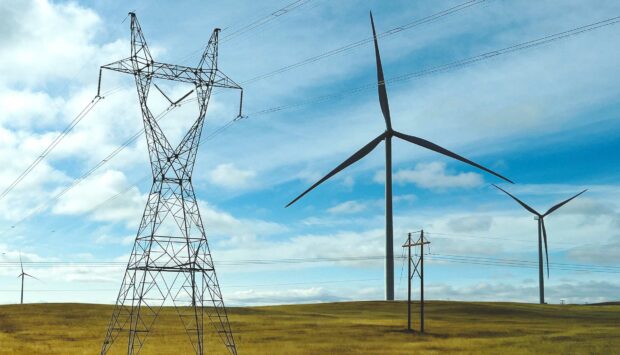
[17,253,37,305]
[99,13,242,354]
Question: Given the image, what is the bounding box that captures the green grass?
[0,301,618,354]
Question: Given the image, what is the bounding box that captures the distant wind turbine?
[17,253,38,304]
[493,184,587,304]
[286,12,513,301]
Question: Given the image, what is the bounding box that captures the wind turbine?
[493,184,587,304]
[17,253,38,304]
[286,12,513,301]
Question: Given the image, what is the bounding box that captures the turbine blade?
[19,252,23,273]
[541,219,550,278]
[392,130,513,184]
[286,133,386,207]
[492,184,539,216]
[370,12,392,131]
[543,189,588,217]
[24,273,39,281]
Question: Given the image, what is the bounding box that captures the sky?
[0,0,619,307]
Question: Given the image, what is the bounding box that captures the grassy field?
[0,301,618,354]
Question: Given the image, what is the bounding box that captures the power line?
[4,12,619,240]
[246,14,620,117]
[425,231,583,247]
[2,254,618,273]
[242,0,488,84]
[427,253,620,273]
[221,0,314,43]
[164,13,620,148]
[0,277,383,293]
[0,96,101,202]
[0,2,493,232]
[174,0,315,65]
[0,104,180,235]
[0,2,326,236]
[0,0,319,225]
[0,82,128,205]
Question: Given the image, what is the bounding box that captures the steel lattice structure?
[100,13,242,355]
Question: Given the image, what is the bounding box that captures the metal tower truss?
[100,13,242,355]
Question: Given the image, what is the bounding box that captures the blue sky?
[0,0,619,306]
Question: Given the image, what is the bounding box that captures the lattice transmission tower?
[99,13,242,355]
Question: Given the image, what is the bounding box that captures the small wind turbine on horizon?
[286,12,513,301]
[493,184,587,304]
[17,253,38,305]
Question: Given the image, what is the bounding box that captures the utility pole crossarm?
[402,240,430,248]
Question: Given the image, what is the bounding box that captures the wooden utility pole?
[403,230,430,333]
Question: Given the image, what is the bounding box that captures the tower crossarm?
[210,69,242,90]
[101,59,241,89]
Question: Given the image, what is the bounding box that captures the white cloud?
[394,194,416,203]
[566,239,620,265]
[327,200,367,214]
[447,215,493,233]
[426,280,620,304]
[341,175,355,188]
[374,161,484,189]
[0,0,102,87]
[51,169,145,225]
[209,163,256,188]
[227,287,341,306]
[0,88,65,129]
[0,0,144,225]
[199,200,288,243]
[94,234,135,246]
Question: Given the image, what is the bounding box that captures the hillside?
[0,301,618,354]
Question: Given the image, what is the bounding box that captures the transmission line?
[0,96,101,202]
[2,253,618,273]
[0,277,383,293]
[0,0,325,233]
[175,0,316,65]
[242,0,488,84]
[4,11,618,241]
[425,231,583,248]
[221,0,314,42]
[168,13,620,145]
[0,0,320,213]
[0,1,492,230]
[246,14,620,117]
[0,104,180,235]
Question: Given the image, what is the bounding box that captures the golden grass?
[0,301,618,354]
